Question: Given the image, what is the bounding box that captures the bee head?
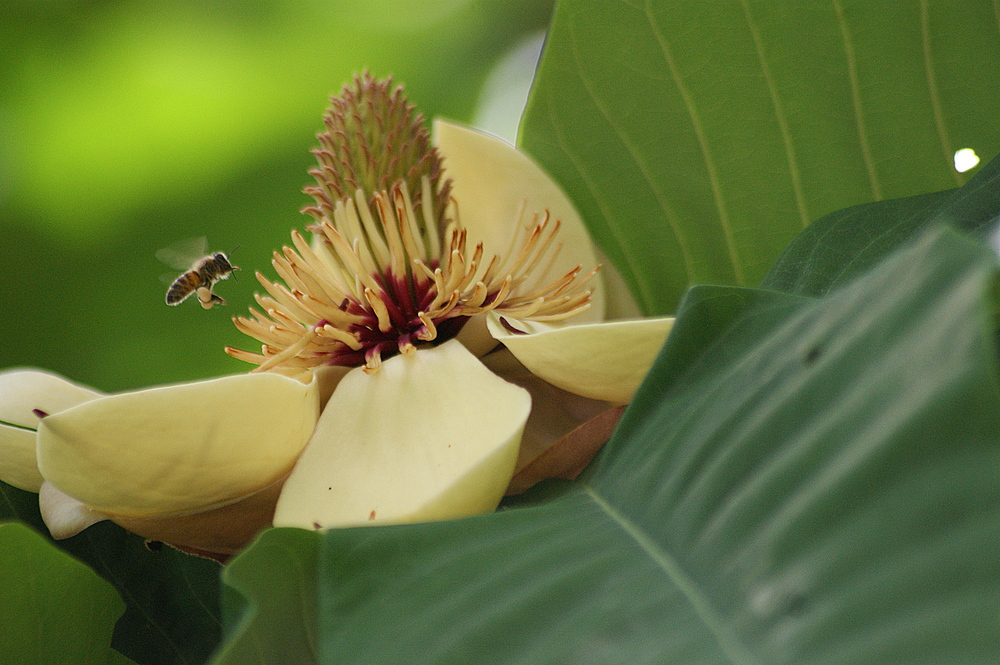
[217,248,240,282]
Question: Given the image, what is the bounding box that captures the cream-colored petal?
[433,119,605,323]
[479,347,612,472]
[594,245,644,320]
[0,369,103,492]
[0,426,43,492]
[487,314,675,404]
[39,481,107,539]
[110,474,287,557]
[456,313,501,359]
[37,373,320,518]
[273,339,531,530]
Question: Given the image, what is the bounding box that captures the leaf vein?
[920,0,962,187]
[739,0,811,228]
[833,0,883,200]
[644,0,744,284]
[563,8,697,294]
[583,485,763,664]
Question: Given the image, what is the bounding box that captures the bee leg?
[197,286,225,309]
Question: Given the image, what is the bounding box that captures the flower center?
[226,178,596,375]
[224,74,596,376]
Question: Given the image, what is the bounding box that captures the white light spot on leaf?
[954,148,980,173]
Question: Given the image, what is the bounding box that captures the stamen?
[321,221,383,295]
[520,216,561,280]
[319,323,364,350]
[365,287,394,333]
[290,230,348,296]
[465,281,488,309]
[416,311,437,341]
[395,181,426,263]
[252,327,320,373]
[351,189,390,269]
[422,176,440,259]
[374,191,407,277]
[364,343,387,373]
[443,249,466,294]
[227,77,596,376]
[398,334,416,355]
[225,345,268,365]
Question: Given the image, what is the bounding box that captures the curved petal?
[0,369,103,492]
[479,347,612,472]
[594,245,644,320]
[111,475,287,557]
[37,373,320,518]
[433,119,605,323]
[273,339,531,530]
[487,314,675,404]
[39,481,107,539]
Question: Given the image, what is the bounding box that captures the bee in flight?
[157,237,239,309]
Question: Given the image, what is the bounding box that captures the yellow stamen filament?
[398,181,427,261]
[374,192,407,277]
[321,323,364,350]
[228,177,596,376]
[321,221,383,295]
[421,177,440,259]
[417,312,437,341]
[365,287,394,333]
[252,327,319,373]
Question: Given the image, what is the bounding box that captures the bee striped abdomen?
[166,271,204,305]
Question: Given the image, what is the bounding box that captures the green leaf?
[521,0,1000,314]
[212,529,318,665]
[763,151,1000,296]
[0,484,223,665]
[0,521,135,665]
[215,225,1000,662]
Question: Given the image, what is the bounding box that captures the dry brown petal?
[505,404,626,495]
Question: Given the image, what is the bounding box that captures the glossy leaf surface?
[521,0,1000,313]
[215,226,1000,663]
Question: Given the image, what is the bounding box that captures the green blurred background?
[0,0,554,391]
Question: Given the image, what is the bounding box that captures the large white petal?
[273,339,531,530]
[0,369,102,492]
[37,373,319,517]
[487,314,674,404]
[433,119,605,323]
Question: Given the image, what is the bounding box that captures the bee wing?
[156,236,209,270]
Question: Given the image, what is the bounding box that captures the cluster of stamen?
[225,75,596,376]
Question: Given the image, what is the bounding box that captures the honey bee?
[157,237,239,309]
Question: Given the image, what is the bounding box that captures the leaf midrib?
[582,484,763,665]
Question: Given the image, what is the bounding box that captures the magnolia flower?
[0,76,672,558]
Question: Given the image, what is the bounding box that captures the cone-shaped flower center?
[227,75,596,375]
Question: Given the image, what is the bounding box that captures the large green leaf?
[0,521,135,665]
[0,484,223,665]
[764,150,1000,296]
[214,225,1000,663]
[521,0,1000,314]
